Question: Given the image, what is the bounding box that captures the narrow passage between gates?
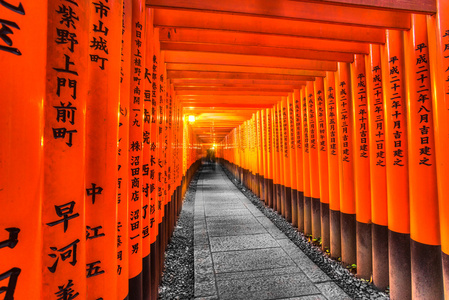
[193,164,349,300]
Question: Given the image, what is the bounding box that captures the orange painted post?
[142,8,154,300]
[250,117,255,194]
[43,0,88,298]
[366,44,389,290]
[351,54,372,279]
[383,29,411,300]
[324,71,341,258]
[272,107,279,212]
[128,0,145,297]
[335,62,356,265]
[243,121,248,188]
[159,55,168,260]
[266,108,274,208]
[428,1,449,296]
[301,87,312,236]
[282,98,292,223]
[315,77,330,250]
[257,111,264,200]
[294,89,305,232]
[307,81,321,239]
[404,14,444,299]
[260,110,268,204]
[158,53,167,281]
[288,94,299,228]
[117,0,132,297]
[150,27,162,298]
[237,125,243,184]
[85,0,122,298]
[278,103,286,217]
[305,82,320,239]
[0,1,46,298]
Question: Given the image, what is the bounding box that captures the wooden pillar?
[383,29,411,300]
[288,94,299,228]
[336,62,356,266]
[150,27,161,300]
[404,14,444,299]
[273,106,281,213]
[142,8,154,300]
[261,110,268,204]
[351,54,372,279]
[277,103,286,217]
[85,0,122,298]
[128,0,145,297]
[266,108,274,208]
[301,87,312,236]
[324,71,341,258]
[307,82,321,239]
[117,0,132,297]
[427,1,449,296]
[365,44,389,290]
[43,0,89,298]
[315,77,330,250]
[294,89,305,233]
[0,1,46,298]
[257,111,264,201]
[282,98,292,223]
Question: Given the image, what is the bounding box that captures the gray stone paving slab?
[287,296,327,300]
[315,282,352,300]
[194,165,349,300]
[212,247,293,273]
[205,215,259,224]
[216,273,321,300]
[215,266,304,281]
[276,239,332,283]
[207,223,268,237]
[205,208,253,217]
[209,233,279,252]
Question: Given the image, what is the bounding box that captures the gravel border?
[158,170,200,300]
[220,165,390,300]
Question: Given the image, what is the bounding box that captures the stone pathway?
[193,165,351,300]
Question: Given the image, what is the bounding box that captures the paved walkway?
[193,164,350,300]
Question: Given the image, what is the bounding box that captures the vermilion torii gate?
[1,0,449,299]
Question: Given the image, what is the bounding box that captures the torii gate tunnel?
[2,0,449,299]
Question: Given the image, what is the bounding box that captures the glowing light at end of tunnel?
[188,115,195,123]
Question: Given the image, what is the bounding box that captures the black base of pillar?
[411,239,444,299]
[142,254,151,300]
[389,230,411,300]
[340,212,356,265]
[267,179,273,209]
[356,221,372,279]
[320,202,330,250]
[274,184,280,212]
[297,191,304,232]
[129,272,143,300]
[285,186,292,223]
[280,185,286,218]
[150,239,159,300]
[291,189,298,228]
[443,251,449,299]
[260,175,265,202]
[304,196,312,236]
[311,197,321,238]
[330,209,341,258]
[372,223,389,290]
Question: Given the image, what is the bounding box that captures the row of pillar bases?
[219,158,446,300]
[130,159,200,300]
